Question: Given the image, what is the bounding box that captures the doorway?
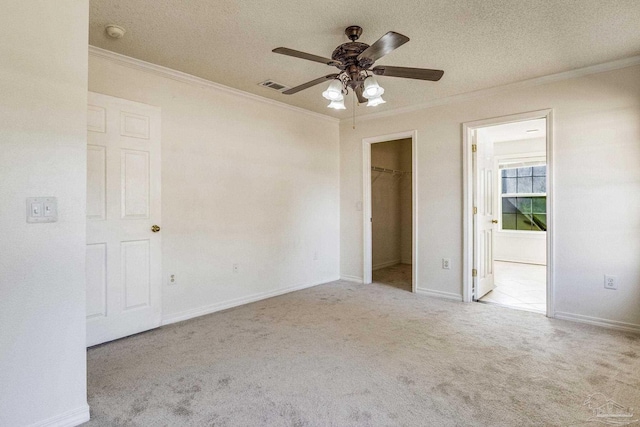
[363,131,417,292]
[463,111,554,316]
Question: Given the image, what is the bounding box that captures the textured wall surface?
[89,54,341,324]
[399,140,413,264]
[370,139,412,269]
[371,140,402,268]
[0,1,89,425]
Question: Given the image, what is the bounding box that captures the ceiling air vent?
[259,80,289,92]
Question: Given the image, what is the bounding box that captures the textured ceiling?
[89,0,640,119]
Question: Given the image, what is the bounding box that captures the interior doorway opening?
[363,131,417,292]
[371,139,413,291]
[463,111,553,316]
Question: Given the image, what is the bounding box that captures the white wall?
[492,137,546,265]
[0,1,89,426]
[494,137,545,157]
[88,53,340,324]
[340,64,640,328]
[494,232,546,265]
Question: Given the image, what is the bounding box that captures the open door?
[473,130,496,299]
[86,92,162,346]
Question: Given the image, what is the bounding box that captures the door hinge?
[473,207,477,215]
[472,144,477,153]
[472,269,477,277]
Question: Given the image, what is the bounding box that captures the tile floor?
[372,263,412,292]
[479,261,546,313]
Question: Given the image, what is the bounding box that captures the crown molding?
[88,46,340,124]
[342,55,640,124]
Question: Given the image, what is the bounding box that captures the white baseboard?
[340,275,364,283]
[415,288,463,301]
[161,277,339,326]
[372,259,401,271]
[554,312,640,334]
[29,405,90,427]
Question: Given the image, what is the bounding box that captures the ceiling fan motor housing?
[333,28,371,88]
[331,42,370,66]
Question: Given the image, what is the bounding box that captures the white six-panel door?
[86,92,161,347]
[474,132,496,299]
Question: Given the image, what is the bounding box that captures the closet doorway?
[363,131,417,292]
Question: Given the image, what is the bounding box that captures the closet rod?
[371,166,411,175]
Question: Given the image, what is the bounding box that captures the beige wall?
[89,54,340,324]
[371,140,400,268]
[0,1,89,425]
[493,137,546,157]
[399,140,413,264]
[371,139,412,270]
[341,65,640,327]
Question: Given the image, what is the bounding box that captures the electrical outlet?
[604,275,617,290]
[168,274,177,286]
[442,258,451,270]
[313,251,318,261]
[233,264,239,274]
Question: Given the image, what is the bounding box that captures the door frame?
[362,130,418,292]
[462,109,555,317]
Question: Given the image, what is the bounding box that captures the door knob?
[491,219,498,224]
[151,225,161,232]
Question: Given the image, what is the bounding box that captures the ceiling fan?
[272,26,444,109]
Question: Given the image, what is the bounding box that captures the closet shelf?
[371,166,411,176]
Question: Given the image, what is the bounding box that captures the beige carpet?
[85,280,640,426]
[372,263,412,292]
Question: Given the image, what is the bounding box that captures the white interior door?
[86,92,161,347]
[473,131,496,299]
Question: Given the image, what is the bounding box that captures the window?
[501,165,546,231]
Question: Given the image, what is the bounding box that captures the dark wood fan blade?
[282,74,339,95]
[354,85,367,104]
[273,47,340,66]
[372,66,444,81]
[357,32,410,63]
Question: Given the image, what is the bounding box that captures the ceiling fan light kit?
[272,26,444,111]
[362,76,384,99]
[366,95,386,107]
[322,79,345,101]
[327,99,347,110]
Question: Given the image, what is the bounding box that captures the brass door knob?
[151,225,161,232]
[491,219,498,224]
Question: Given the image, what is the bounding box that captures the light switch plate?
[26,197,57,223]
